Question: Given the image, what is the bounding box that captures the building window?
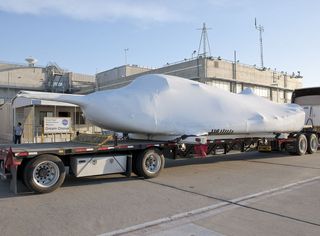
[253,86,269,98]
[279,90,284,99]
[286,91,293,102]
[214,61,219,68]
[75,111,86,125]
[58,112,70,117]
[207,80,230,91]
[236,84,243,93]
[39,111,53,126]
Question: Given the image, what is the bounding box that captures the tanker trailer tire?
[307,133,318,154]
[136,148,165,178]
[23,154,66,194]
[295,134,308,156]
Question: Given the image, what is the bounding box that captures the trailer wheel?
[307,133,318,154]
[136,148,165,178]
[295,134,308,156]
[23,154,65,193]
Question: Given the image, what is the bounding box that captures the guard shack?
[0,97,102,143]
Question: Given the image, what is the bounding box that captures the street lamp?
[124,48,129,65]
[7,71,10,100]
[191,50,197,59]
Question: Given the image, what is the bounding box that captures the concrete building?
[0,61,95,104]
[96,57,302,104]
[0,60,97,143]
[96,64,152,90]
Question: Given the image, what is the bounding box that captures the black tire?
[23,154,66,193]
[295,134,307,156]
[135,148,165,178]
[307,133,318,154]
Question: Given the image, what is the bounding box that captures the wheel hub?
[33,161,60,188]
[145,154,160,174]
[38,168,49,178]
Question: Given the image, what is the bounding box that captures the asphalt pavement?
[1,151,320,236]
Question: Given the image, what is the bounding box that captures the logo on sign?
[62,119,69,126]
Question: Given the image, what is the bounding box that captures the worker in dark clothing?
[14,122,23,144]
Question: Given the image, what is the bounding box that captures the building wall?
[0,103,13,141]
[205,58,302,89]
[126,65,151,76]
[206,59,233,80]
[22,106,35,143]
[0,104,103,143]
[0,62,97,143]
[95,59,206,90]
[33,105,72,142]
[0,63,20,70]
[0,67,45,97]
[95,57,302,103]
[68,72,95,94]
[96,65,151,90]
[149,59,203,79]
[0,62,95,98]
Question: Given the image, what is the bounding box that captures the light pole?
[124,48,129,65]
[7,71,10,100]
[191,50,197,59]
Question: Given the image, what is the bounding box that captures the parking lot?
[1,151,320,236]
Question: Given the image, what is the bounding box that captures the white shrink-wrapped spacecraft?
[17,74,305,139]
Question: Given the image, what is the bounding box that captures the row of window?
[205,80,292,102]
[206,80,230,91]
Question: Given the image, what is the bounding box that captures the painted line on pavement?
[99,175,320,236]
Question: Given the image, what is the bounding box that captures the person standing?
[14,122,23,144]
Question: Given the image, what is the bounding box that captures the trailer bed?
[0,139,173,158]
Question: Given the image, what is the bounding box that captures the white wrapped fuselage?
[18,74,305,137]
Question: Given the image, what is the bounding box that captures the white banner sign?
[44,117,72,134]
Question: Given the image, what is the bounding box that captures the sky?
[0,0,319,87]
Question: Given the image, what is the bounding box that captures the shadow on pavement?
[61,174,139,188]
[164,151,320,169]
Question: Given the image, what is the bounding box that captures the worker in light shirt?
[14,122,23,144]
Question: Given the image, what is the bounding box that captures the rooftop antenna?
[255,18,264,69]
[197,23,212,58]
[25,56,38,67]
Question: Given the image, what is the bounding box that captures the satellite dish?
[25,57,38,67]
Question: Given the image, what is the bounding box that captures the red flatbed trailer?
[0,138,177,194]
[1,129,318,194]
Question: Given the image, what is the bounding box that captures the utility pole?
[124,48,129,65]
[255,18,264,69]
[197,23,212,58]
[232,50,237,93]
[7,71,10,100]
[233,50,237,80]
